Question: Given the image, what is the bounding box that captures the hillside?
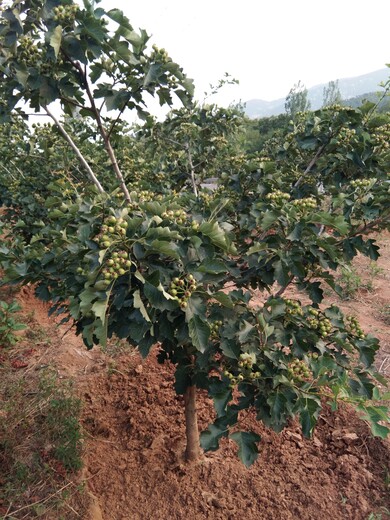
[245,68,389,118]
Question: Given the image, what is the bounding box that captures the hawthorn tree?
[0,0,389,466]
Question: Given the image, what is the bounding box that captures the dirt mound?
[80,351,390,520]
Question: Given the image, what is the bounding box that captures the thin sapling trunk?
[184,385,200,461]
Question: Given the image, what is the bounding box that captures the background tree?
[323,79,342,107]
[285,80,311,119]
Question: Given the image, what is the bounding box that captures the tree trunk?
[184,385,200,461]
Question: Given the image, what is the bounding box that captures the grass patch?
[0,368,85,519]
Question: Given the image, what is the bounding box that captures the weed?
[368,261,384,278]
[338,262,379,300]
[378,304,390,326]
[0,300,26,348]
[338,265,363,299]
[367,509,390,519]
[46,394,83,471]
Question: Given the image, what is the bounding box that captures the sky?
[100,0,390,107]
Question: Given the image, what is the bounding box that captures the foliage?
[0,300,26,347]
[242,113,290,153]
[285,80,311,119]
[0,1,389,467]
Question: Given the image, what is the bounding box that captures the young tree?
[285,80,311,119]
[0,2,389,467]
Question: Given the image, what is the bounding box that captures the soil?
[4,232,390,520]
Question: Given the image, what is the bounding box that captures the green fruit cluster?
[53,4,78,25]
[287,359,311,382]
[101,250,131,284]
[190,221,200,231]
[307,314,332,338]
[151,44,170,63]
[161,209,187,225]
[169,274,197,309]
[372,124,390,149]
[266,190,290,204]
[210,320,223,338]
[224,353,261,388]
[350,179,371,189]
[346,315,365,339]
[337,127,357,145]
[18,36,40,67]
[98,215,128,248]
[285,299,304,317]
[292,197,317,211]
[135,189,156,202]
[199,191,214,206]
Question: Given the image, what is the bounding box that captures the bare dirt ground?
[1,232,390,520]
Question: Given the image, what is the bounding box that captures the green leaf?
[237,320,256,343]
[143,63,162,88]
[198,259,227,274]
[185,296,206,322]
[92,298,110,323]
[82,15,107,42]
[220,338,241,359]
[62,35,87,64]
[358,405,389,439]
[298,397,321,437]
[133,289,151,322]
[229,431,260,467]
[274,259,290,287]
[188,315,210,353]
[261,211,278,230]
[148,240,180,259]
[174,365,191,394]
[49,25,62,58]
[310,213,349,235]
[212,291,234,309]
[200,422,228,451]
[199,221,231,251]
[287,223,304,241]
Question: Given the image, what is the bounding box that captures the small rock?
[331,430,358,444]
[286,431,304,448]
[313,436,323,448]
[134,364,143,374]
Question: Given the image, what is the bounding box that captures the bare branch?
[185,142,198,197]
[43,105,105,194]
[294,143,327,189]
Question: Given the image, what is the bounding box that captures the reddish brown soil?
[5,232,390,520]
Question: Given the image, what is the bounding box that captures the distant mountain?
[245,68,389,119]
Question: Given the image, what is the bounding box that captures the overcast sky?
[101,0,389,107]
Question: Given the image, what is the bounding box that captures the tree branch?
[60,53,132,203]
[185,142,198,197]
[294,143,327,188]
[79,64,132,204]
[43,105,105,194]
